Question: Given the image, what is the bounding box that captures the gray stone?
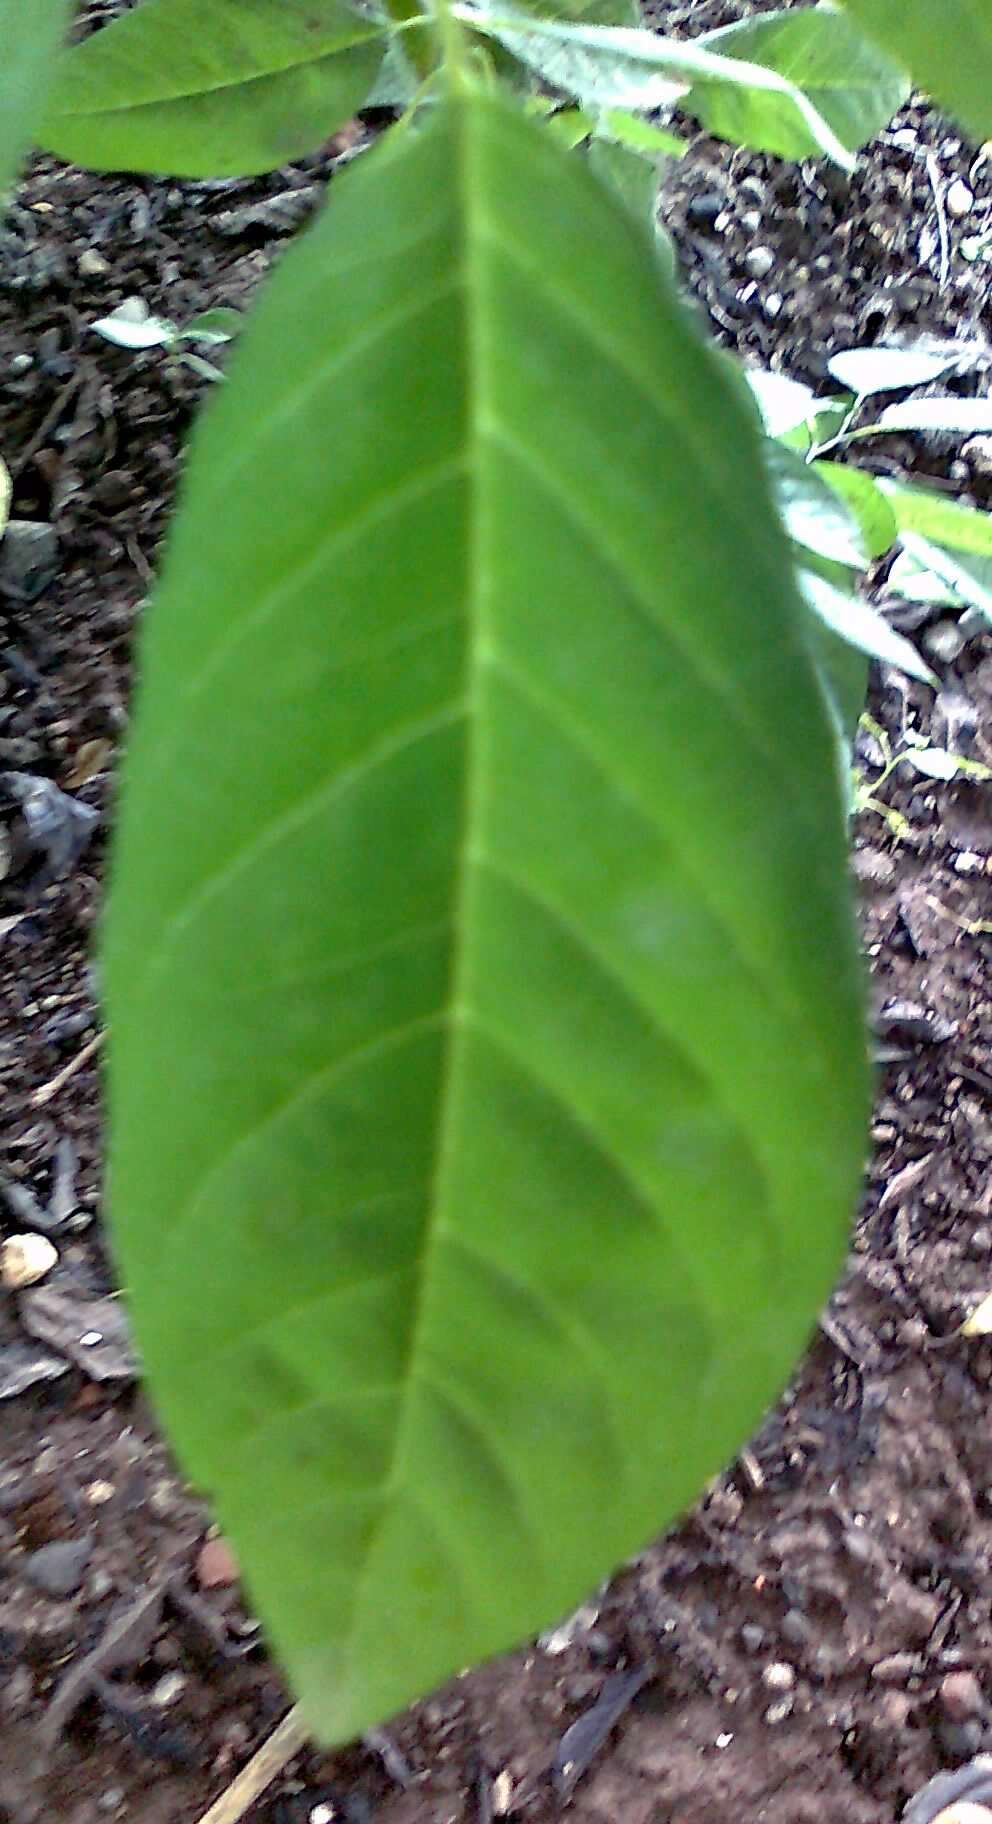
[24,1536,92,1598]
[0,520,58,603]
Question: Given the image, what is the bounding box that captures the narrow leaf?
[587,135,659,226]
[827,342,983,399]
[804,610,869,750]
[454,5,858,167]
[92,298,177,349]
[178,307,243,347]
[839,0,992,143]
[693,4,909,161]
[513,0,639,25]
[898,532,992,625]
[0,0,71,199]
[881,479,992,559]
[813,460,897,559]
[596,108,685,155]
[745,366,818,438]
[885,548,961,610]
[39,0,384,178]
[105,88,866,1746]
[901,746,990,782]
[872,397,992,438]
[799,568,935,685]
[766,443,868,570]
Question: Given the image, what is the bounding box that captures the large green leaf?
[693,4,909,160]
[104,86,866,1744]
[0,0,71,198]
[455,4,859,167]
[840,0,992,143]
[39,0,384,178]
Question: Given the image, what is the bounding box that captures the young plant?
[3,0,991,1752]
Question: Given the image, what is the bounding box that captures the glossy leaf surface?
[105,88,866,1745]
[814,461,897,559]
[693,4,908,161]
[881,480,992,559]
[455,5,858,166]
[40,0,384,178]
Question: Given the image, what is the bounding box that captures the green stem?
[381,0,437,81]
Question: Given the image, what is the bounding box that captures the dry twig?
[195,1707,308,1824]
[32,1031,103,1107]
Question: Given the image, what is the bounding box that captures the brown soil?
[4,4,992,1821]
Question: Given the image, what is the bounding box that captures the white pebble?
[947,178,975,218]
[1,1233,57,1289]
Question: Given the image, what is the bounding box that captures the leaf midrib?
[340,90,489,1673]
[55,41,378,123]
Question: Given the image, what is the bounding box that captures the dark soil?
[4,4,992,1822]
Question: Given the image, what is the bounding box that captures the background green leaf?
[827,341,983,398]
[881,479,992,558]
[586,133,660,226]
[813,459,897,558]
[105,86,867,1746]
[454,5,859,166]
[840,0,992,143]
[692,4,909,161]
[871,396,992,437]
[897,532,992,624]
[765,442,868,570]
[0,0,71,199]
[799,567,935,686]
[40,0,384,178]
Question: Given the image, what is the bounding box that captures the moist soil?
[4,4,992,1821]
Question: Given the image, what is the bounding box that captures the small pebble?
[941,1673,986,1723]
[851,848,895,886]
[1,1233,57,1289]
[764,293,783,319]
[924,620,968,663]
[947,179,975,218]
[937,1718,984,1763]
[745,246,775,279]
[963,438,992,476]
[78,248,110,277]
[196,1533,240,1589]
[84,1480,115,1506]
[0,520,59,602]
[150,1671,187,1707]
[762,1662,796,1692]
[780,1610,810,1646]
[23,1536,92,1598]
[764,1694,794,1725]
[687,191,722,227]
[740,1624,766,1654]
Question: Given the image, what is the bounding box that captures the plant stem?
[381,0,437,80]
